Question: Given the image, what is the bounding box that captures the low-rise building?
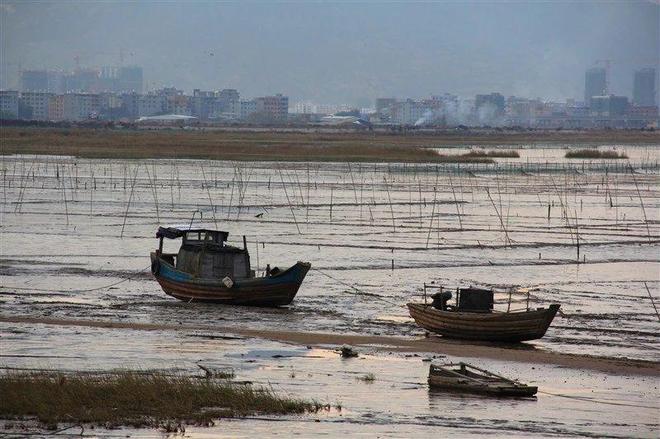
[48,95,65,120]
[138,94,167,117]
[20,92,54,120]
[590,95,629,117]
[0,90,19,118]
[240,100,257,119]
[62,93,101,121]
[254,94,288,121]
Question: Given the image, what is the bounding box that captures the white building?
[0,90,19,118]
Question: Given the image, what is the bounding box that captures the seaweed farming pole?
[200,163,218,229]
[575,209,580,264]
[279,169,301,234]
[226,170,236,220]
[329,184,333,221]
[120,165,140,238]
[60,161,69,226]
[144,165,160,224]
[384,176,396,233]
[485,188,511,247]
[425,174,439,249]
[448,173,463,230]
[629,165,652,244]
[644,282,660,322]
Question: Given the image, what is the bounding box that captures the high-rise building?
[116,66,143,93]
[64,69,99,93]
[20,70,50,92]
[585,67,607,107]
[633,68,657,106]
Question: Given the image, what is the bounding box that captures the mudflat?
[2,315,657,377]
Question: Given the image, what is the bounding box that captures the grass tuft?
[356,373,376,383]
[565,149,628,159]
[0,371,326,428]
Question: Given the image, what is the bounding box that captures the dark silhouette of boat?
[407,286,559,342]
[428,362,538,397]
[150,227,310,306]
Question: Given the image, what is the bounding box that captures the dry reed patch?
[0,371,325,429]
[565,149,628,159]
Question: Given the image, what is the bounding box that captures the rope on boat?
[0,264,151,294]
[537,390,659,410]
[310,267,403,307]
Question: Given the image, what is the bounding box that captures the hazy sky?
[1,1,658,105]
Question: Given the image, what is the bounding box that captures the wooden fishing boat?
[150,226,311,306]
[407,286,559,342]
[428,362,538,397]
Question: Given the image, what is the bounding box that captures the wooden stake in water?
[629,164,652,244]
[448,173,463,230]
[279,169,301,234]
[644,282,660,322]
[329,184,333,221]
[200,163,218,229]
[121,165,140,238]
[384,176,396,233]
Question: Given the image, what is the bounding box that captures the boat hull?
[407,303,560,342]
[151,253,311,306]
[428,375,538,397]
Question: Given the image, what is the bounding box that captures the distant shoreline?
[1,126,658,162]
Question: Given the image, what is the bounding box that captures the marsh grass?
[5,127,650,162]
[0,128,445,163]
[0,371,325,429]
[565,149,628,159]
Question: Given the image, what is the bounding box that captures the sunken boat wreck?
[151,227,311,306]
[408,285,560,342]
[428,362,538,397]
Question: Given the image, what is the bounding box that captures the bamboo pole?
[279,169,301,234]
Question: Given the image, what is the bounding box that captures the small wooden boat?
[428,362,538,397]
[150,226,311,306]
[407,286,559,342]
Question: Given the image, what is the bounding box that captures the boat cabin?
[425,285,494,312]
[156,227,252,279]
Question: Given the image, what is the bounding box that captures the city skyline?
[1,1,658,105]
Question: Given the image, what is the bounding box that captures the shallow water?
[1,145,659,436]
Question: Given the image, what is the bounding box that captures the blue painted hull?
[151,253,310,306]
